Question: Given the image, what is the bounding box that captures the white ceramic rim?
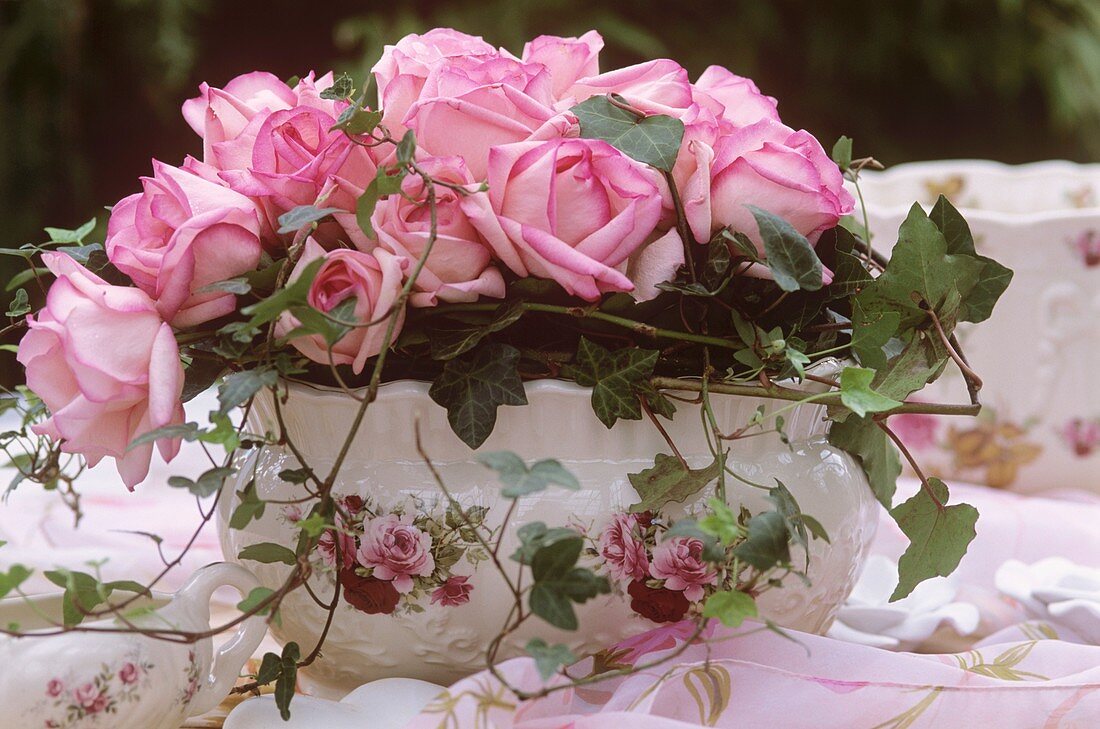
[857,158,1100,224]
[0,591,172,632]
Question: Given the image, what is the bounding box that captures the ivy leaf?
[767,480,829,559]
[697,497,741,546]
[240,258,322,329]
[839,366,903,417]
[429,343,528,448]
[928,195,1013,323]
[276,205,342,234]
[319,72,354,100]
[6,288,30,318]
[566,337,659,429]
[570,94,685,172]
[167,466,235,498]
[237,586,276,616]
[828,415,901,508]
[278,468,312,484]
[217,368,278,415]
[396,130,417,165]
[529,536,610,630]
[663,519,725,562]
[477,451,580,498]
[526,638,576,681]
[44,217,96,244]
[194,277,251,296]
[428,300,525,360]
[229,480,267,530]
[731,511,790,571]
[748,206,825,292]
[44,570,146,627]
[827,226,873,301]
[332,107,383,135]
[238,542,298,566]
[0,564,31,599]
[275,642,300,720]
[702,590,758,628]
[890,478,978,601]
[627,454,721,513]
[510,522,580,565]
[181,358,225,403]
[831,136,853,171]
[127,422,203,450]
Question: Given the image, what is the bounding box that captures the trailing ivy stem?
[876,418,945,511]
[649,377,981,417]
[641,397,687,468]
[924,303,984,394]
[663,170,698,281]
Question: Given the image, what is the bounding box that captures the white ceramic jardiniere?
[857,160,1100,493]
[218,361,878,696]
[0,563,266,729]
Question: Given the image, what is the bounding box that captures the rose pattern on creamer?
[40,655,154,728]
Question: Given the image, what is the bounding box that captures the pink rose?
[73,683,106,713]
[355,514,435,594]
[372,29,500,134]
[118,662,140,685]
[275,239,407,375]
[891,412,940,452]
[371,156,505,306]
[17,253,184,489]
[649,536,717,602]
[403,56,572,179]
[430,574,473,607]
[45,679,64,698]
[692,66,780,128]
[105,161,263,328]
[317,524,356,569]
[461,138,664,300]
[598,513,649,581]
[569,59,694,117]
[706,118,854,249]
[217,94,377,249]
[521,32,604,102]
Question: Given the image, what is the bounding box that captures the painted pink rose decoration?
[356,514,436,593]
[16,253,184,489]
[275,239,407,374]
[430,574,474,607]
[370,155,505,306]
[649,536,717,601]
[462,137,665,300]
[105,161,263,328]
[599,513,650,581]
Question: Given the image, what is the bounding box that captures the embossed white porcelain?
[0,562,266,729]
[218,362,878,697]
[857,160,1100,493]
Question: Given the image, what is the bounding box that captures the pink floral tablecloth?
[3,402,1100,727]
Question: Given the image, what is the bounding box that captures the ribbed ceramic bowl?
[857,160,1100,493]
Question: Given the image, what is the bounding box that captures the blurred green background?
[3,0,1100,384]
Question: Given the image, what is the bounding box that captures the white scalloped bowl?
[217,363,878,697]
[856,160,1100,493]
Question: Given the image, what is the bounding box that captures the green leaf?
[428,343,528,448]
[278,468,312,484]
[526,638,576,681]
[570,94,685,172]
[275,642,300,720]
[529,535,610,632]
[890,478,978,601]
[831,136,853,171]
[662,519,725,562]
[839,366,903,417]
[237,586,276,616]
[240,258,323,329]
[429,300,525,360]
[194,277,251,296]
[628,454,721,513]
[748,206,825,292]
[766,480,828,568]
[256,651,281,684]
[702,590,758,627]
[0,564,31,599]
[5,267,48,292]
[167,466,235,498]
[396,130,417,165]
[276,206,342,234]
[127,422,203,450]
[44,218,96,244]
[229,480,267,530]
[531,534,584,583]
[928,196,1012,323]
[238,542,298,566]
[332,107,383,135]
[828,415,901,508]
[217,368,278,415]
[566,337,659,429]
[477,451,580,498]
[731,511,790,570]
[697,497,741,546]
[6,288,30,317]
[44,569,136,627]
[510,522,580,565]
[181,358,226,403]
[320,72,354,100]
[828,226,873,301]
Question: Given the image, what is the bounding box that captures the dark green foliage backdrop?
[2,0,1098,384]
